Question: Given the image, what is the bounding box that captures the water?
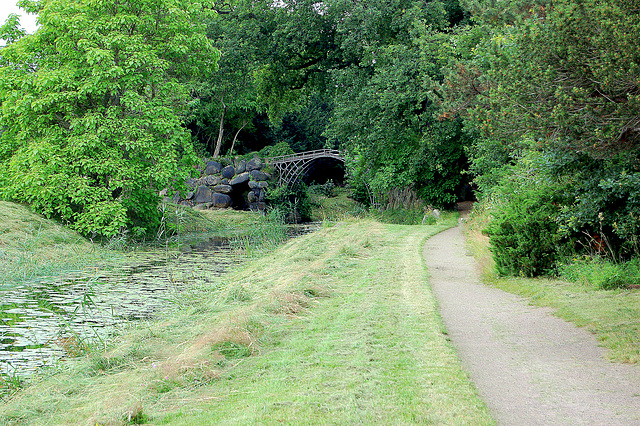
[0,239,238,378]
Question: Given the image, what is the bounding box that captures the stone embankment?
[161,157,271,211]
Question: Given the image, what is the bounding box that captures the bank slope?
[1,218,492,425]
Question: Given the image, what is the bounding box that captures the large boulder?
[205,161,222,175]
[203,175,222,186]
[212,193,232,208]
[193,186,214,203]
[213,184,233,194]
[250,170,270,181]
[171,191,181,204]
[235,159,247,174]
[229,172,250,186]
[247,157,262,171]
[222,165,236,179]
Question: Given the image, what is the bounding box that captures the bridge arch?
[266,149,345,186]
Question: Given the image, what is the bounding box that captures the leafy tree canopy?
[0,0,219,238]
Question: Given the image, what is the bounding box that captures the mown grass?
[463,206,640,364]
[1,213,493,425]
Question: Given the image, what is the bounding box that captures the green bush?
[266,183,312,223]
[486,182,571,277]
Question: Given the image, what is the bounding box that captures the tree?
[326,0,470,207]
[438,0,640,266]
[0,0,219,237]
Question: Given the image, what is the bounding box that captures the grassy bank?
[0,201,109,286]
[1,214,493,425]
[0,201,284,287]
[464,207,640,364]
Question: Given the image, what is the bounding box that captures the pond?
[0,237,239,379]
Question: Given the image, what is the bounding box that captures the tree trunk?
[228,120,249,156]
[213,97,226,158]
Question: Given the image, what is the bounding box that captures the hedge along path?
[161,220,493,424]
[424,225,640,425]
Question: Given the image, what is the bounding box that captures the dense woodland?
[0,0,639,277]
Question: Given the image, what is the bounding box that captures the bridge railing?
[266,149,345,164]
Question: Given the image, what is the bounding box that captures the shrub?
[486,179,572,277]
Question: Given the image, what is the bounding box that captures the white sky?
[1,1,39,45]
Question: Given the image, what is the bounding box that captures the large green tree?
[439,0,640,264]
[326,0,470,207]
[0,0,219,237]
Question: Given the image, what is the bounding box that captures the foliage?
[266,182,312,223]
[438,0,640,274]
[559,257,640,291]
[0,0,218,238]
[485,157,574,277]
[326,1,470,208]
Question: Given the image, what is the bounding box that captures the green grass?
[1,215,493,425]
[0,201,108,286]
[464,206,640,364]
[309,187,366,222]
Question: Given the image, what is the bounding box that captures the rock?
[222,178,229,184]
[193,204,208,211]
[235,159,247,174]
[258,189,265,202]
[186,178,199,188]
[185,191,195,200]
[257,181,269,189]
[213,184,233,194]
[256,202,267,211]
[159,188,168,197]
[205,161,222,175]
[193,186,214,203]
[222,165,235,179]
[204,175,222,186]
[212,193,232,208]
[229,172,250,186]
[171,191,181,204]
[250,170,270,181]
[247,191,257,203]
[248,180,259,189]
[431,209,441,219]
[247,157,262,171]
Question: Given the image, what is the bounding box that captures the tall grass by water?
[0,213,493,425]
[0,201,108,286]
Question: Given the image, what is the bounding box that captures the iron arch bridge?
[267,149,345,186]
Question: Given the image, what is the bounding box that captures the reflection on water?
[0,239,238,378]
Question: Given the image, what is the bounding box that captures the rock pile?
[162,157,270,211]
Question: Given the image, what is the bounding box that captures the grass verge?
[1,214,493,425]
[463,205,640,364]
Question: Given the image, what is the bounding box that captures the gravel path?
[423,225,640,425]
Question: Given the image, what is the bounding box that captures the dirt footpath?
[423,225,640,425]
